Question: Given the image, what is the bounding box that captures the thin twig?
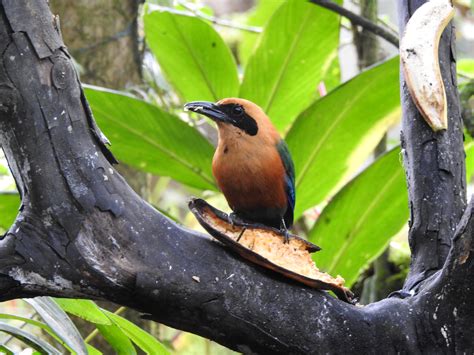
[177,1,262,33]
[309,0,399,47]
[149,3,262,34]
[377,17,399,37]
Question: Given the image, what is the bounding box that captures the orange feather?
[212,98,287,212]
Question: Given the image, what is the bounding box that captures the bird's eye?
[232,105,244,116]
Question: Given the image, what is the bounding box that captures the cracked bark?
[398,0,466,291]
[0,0,472,353]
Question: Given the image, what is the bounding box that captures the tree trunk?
[0,0,472,353]
[49,0,142,89]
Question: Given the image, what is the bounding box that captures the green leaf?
[458,58,474,79]
[144,6,239,102]
[238,0,285,66]
[0,164,8,176]
[465,132,474,180]
[85,86,216,190]
[0,313,72,352]
[25,297,88,355]
[103,310,169,355]
[96,321,137,355]
[287,57,400,217]
[0,193,20,230]
[308,148,408,286]
[86,344,103,355]
[0,344,14,355]
[239,0,341,132]
[172,332,236,355]
[54,298,111,325]
[0,321,61,355]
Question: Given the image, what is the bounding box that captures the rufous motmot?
[185,98,295,242]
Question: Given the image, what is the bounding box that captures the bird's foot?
[229,212,246,226]
[280,228,290,244]
[279,219,291,244]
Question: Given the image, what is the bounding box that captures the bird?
[184,98,295,242]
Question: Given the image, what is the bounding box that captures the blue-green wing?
[277,139,295,227]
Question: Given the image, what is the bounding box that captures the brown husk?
[189,198,355,304]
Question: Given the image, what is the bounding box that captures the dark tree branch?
[0,0,472,353]
[309,0,399,47]
[398,0,466,291]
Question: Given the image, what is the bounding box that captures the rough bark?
[0,0,472,353]
[398,0,466,291]
[49,0,143,89]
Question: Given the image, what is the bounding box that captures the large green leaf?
[54,299,136,354]
[287,57,400,217]
[96,321,137,355]
[0,193,20,230]
[238,0,285,66]
[87,344,103,355]
[239,0,341,132]
[85,86,216,190]
[0,164,8,176]
[54,298,111,325]
[144,6,239,102]
[0,312,76,353]
[458,58,474,79]
[309,148,408,287]
[0,321,61,355]
[25,297,88,355]
[103,310,169,355]
[0,345,13,355]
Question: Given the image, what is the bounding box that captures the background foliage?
[0,0,473,353]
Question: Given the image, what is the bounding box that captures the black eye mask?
[218,104,258,136]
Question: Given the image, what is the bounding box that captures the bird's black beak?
[184,101,228,123]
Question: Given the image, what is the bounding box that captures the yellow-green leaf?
[287,57,400,217]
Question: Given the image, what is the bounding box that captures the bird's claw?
[281,228,290,244]
[279,219,291,244]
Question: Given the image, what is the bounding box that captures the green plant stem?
[84,306,126,344]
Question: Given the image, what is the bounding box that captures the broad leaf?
[309,148,408,286]
[0,193,20,230]
[0,345,13,355]
[0,321,61,355]
[96,321,137,355]
[54,298,111,325]
[238,0,285,66]
[240,0,341,132]
[287,57,400,217]
[87,344,103,355]
[103,310,169,355]
[144,6,239,102]
[458,58,474,78]
[0,164,8,176]
[25,297,87,355]
[0,313,69,349]
[85,86,216,190]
